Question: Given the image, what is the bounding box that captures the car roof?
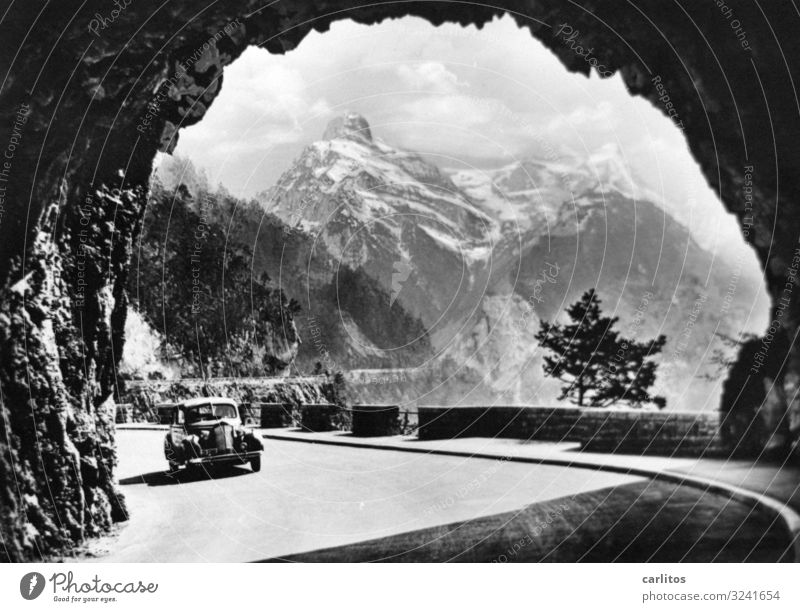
[179,396,237,408]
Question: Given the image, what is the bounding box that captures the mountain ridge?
[198,113,765,410]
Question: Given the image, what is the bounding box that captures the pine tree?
[535,289,666,408]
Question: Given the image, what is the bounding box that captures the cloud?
[396,62,462,93]
[172,12,735,252]
[382,92,532,159]
[175,51,333,162]
[539,101,616,134]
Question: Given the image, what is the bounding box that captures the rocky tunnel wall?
[1,0,798,560]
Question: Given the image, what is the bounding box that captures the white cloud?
[172,12,744,260]
[174,51,333,175]
[540,101,616,134]
[396,61,462,93]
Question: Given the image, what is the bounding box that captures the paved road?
[95,431,790,562]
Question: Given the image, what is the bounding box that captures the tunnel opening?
[1,1,799,563]
[128,15,769,417]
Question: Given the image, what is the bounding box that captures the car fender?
[244,431,264,451]
[164,435,183,462]
[182,435,202,459]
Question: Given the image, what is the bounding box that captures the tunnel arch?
[0,0,798,561]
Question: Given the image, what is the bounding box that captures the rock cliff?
[1,0,798,560]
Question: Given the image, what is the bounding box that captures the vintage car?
[237,402,261,427]
[163,397,263,473]
[154,402,178,424]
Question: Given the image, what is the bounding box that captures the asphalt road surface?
[94,431,791,562]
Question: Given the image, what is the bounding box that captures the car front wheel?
[250,456,261,472]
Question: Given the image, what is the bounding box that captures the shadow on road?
[119,465,252,487]
[260,481,793,563]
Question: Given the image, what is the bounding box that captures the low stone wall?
[300,403,349,432]
[259,402,295,428]
[119,377,334,422]
[417,406,723,457]
[352,405,401,437]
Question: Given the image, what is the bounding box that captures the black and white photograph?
[1,0,800,607]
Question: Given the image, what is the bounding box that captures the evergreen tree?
[535,289,666,408]
[129,180,300,377]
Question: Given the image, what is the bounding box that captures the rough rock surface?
[322,112,374,143]
[1,1,799,560]
[120,377,338,418]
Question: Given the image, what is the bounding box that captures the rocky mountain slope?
[132,156,432,376]
[452,150,767,408]
[256,114,766,410]
[256,112,498,349]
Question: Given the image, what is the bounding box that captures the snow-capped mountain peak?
[322,112,373,144]
[247,114,763,411]
[256,114,500,336]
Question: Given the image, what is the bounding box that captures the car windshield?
[183,403,238,423]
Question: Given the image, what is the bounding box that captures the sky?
[171,15,754,264]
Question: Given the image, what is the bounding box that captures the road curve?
[93,431,791,562]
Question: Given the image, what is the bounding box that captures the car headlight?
[200,431,210,439]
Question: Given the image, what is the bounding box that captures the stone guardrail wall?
[117,382,417,435]
[118,381,721,456]
[299,404,406,436]
[300,403,349,432]
[136,376,329,386]
[259,403,295,428]
[351,405,402,437]
[417,406,723,457]
[118,377,334,422]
